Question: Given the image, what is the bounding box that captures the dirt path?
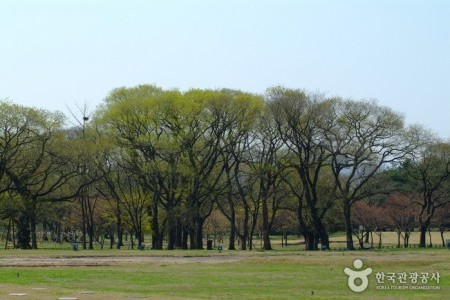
[0,255,244,267]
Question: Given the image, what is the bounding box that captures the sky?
[1,0,449,138]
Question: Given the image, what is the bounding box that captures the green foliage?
[2,85,449,252]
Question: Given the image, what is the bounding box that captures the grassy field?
[280,231,449,249]
[4,230,445,251]
[0,247,448,299]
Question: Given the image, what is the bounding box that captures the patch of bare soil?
[0,255,244,267]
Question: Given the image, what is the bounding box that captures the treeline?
[1,85,449,250]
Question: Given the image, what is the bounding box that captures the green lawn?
[0,248,448,299]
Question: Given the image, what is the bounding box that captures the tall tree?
[178,89,253,249]
[323,99,416,250]
[246,108,288,250]
[214,90,263,250]
[404,141,450,247]
[268,87,335,250]
[0,101,93,249]
[97,85,184,249]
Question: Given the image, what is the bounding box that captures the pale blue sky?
[1,0,449,138]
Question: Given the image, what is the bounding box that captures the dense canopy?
[1,85,449,250]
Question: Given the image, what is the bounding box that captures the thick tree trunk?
[167,214,176,250]
[343,201,354,250]
[240,208,249,250]
[150,201,163,249]
[152,233,163,249]
[182,227,188,250]
[419,218,431,248]
[175,219,184,248]
[303,231,315,250]
[261,194,272,250]
[189,216,205,250]
[419,226,427,248]
[240,235,247,250]
[297,198,316,250]
[262,230,271,250]
[189,226,196,249]
[228,203,236,250]
[195,218,205,249]
[167,228,176,250]
[228,220,236,250]
[316,220,329,250]
[30,214,38,249]
[419,200,435,248]
[137,229,143,248]
[16,214,32,249]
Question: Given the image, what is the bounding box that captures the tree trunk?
[81,195,87,250]
[16,213,32,249]
[150,201,163,249]
[88,201,95,250]
[262,229,271,250]
[404,232,410,248]
[137,229,143,248]
[228,214,236,250]
[110,227,115,249]
[5,217,12,250]
[364,231,370,243]
[261,193,272,250]
[188,216,205,250]
[175,219,184,249]
[317,221,329,250]
[248,227,254,251]
[152,233,162,249]
[116,200,123,249]
[129,230,135,249]
[225,180,237,250]
[297,197,316,250]
[419,224,429,248]
[167,214,176,250]
[248,210,259,250]
[343,201,354,250]
[303,231,315,250]
[240,207,249,250]
[428,228,433,247]
[195,218,205,249]
[182,227,188,250]
[30,213,38,249]
[418,200,435,248]
[189,226,196,249]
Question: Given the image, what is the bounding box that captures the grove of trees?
[1,85,449,250]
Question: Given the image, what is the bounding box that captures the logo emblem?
[344,259,372,292]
